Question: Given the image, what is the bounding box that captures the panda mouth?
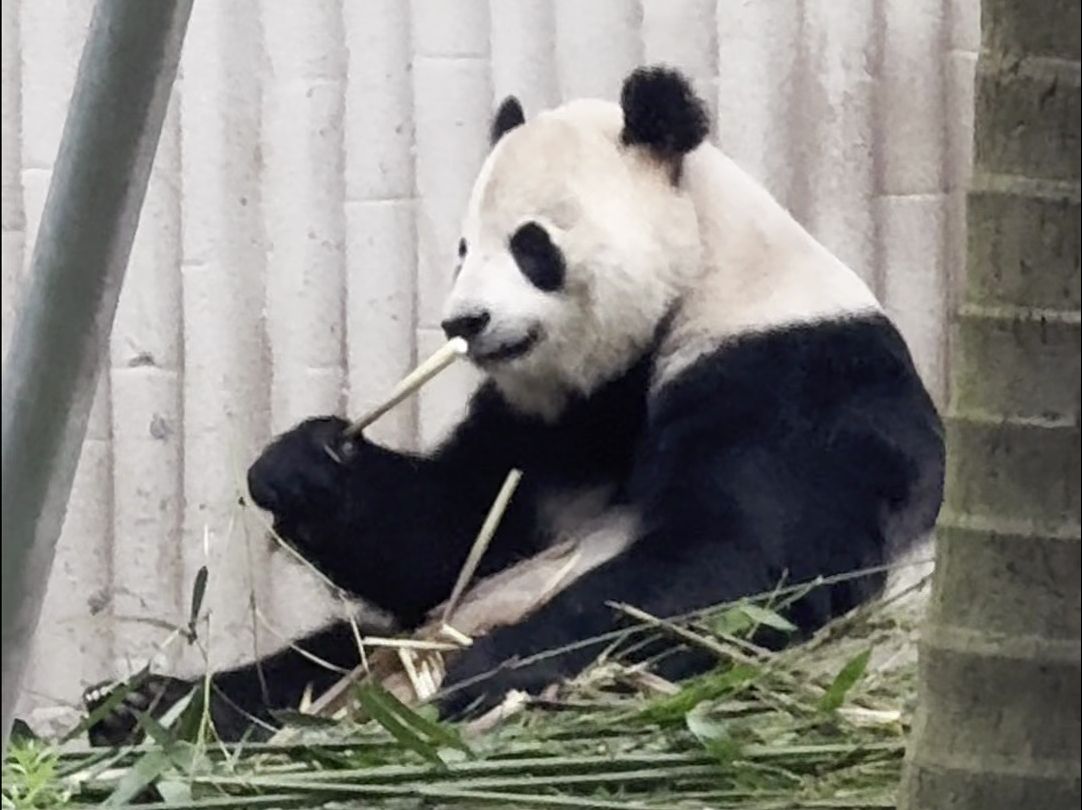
[472,331,540,365]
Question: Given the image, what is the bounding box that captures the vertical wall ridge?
[258,0,350,643]
[1,0,26,359]
[344,0,419,450]
[177,0,272,676]
[873,0,953,405]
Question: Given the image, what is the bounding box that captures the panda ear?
[491,96,526,146]
[620,66,709,159]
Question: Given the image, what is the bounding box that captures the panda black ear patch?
[620,66,709,157]
[491,96,526,145]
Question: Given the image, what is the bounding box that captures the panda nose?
[441,311,490,341]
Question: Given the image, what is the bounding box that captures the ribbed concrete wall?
[3,0,978,721]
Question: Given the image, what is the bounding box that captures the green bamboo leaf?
[685,703,742,764]
[170,684,205,743]
[710,607,754,636]
[367,684,472,757]
[103,749,170,806]
[639,664,758,724]
[819,648,872,712]
[355,685,444,766]
[739,603,798,633]
[138,711,198,774]
[684,703,725,741]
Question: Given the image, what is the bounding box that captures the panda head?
[442,66,710,417]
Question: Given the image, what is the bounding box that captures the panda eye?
[457,238,468,259]
[509,222,565,292]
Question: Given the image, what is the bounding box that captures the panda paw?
[435,634,563,719]
[84,674,192,746]
[246,416,355,520]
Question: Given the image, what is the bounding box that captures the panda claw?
[83,674,191,747]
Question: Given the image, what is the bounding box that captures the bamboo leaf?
[103,749,170,806]
[367,685,473,757]
[739,604,797,633]
[685,703,742,765]
[355,685,445,766]
[639,664,759,724]
[139,711,198,773]
[819,648,872,712]
[710,607,754,637]
[187,566,209,638]
[170,685,205,743]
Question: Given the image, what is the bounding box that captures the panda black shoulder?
[645,313,944,505]
[654,314,935,423]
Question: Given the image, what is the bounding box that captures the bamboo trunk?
[900,0,1081,806]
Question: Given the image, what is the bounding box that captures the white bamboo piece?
[346,337,467,438]
[441,468,524,625]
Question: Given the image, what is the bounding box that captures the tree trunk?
[900,1,1081,808]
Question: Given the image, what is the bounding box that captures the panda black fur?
[87,66,944,743]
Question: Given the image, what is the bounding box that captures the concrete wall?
[2,0,978,721]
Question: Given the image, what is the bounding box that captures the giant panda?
[87,66,944,744]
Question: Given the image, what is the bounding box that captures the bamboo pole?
[0,0,192,755]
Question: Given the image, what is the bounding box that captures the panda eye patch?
[510,222,565,292]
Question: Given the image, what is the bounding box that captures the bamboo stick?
[344,337,468,438]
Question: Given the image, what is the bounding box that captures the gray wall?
[1,0,978,721]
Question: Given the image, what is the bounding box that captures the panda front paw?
[246,416,355,521]
[435,633,564,719]
[84,674,193,746]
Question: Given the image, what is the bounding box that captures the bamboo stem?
[441,469,524,626]
[345,337,468,438]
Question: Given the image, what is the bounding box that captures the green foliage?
[819,648,873,713]
[6,576,918,808]
[2,740,70,810]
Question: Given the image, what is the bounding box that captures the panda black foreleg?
[87,620,367,745]
[246,402,542,626]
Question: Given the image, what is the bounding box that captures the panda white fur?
[88,66,944,742]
